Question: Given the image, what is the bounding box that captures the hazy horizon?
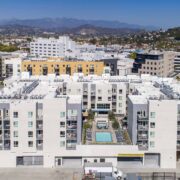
[0,0,179,28]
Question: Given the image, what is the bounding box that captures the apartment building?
[55,74,126,116]
[174,54,180,73]
[127,77,180,166]
[21,59,105,76]
[0,73,179,168]
[0,53,12,80]
[132,51,175,77]
[30,36,76,57]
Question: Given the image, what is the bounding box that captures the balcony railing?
[137,114,148,121]
[36,116,43,120]
[138,134,148,140]
[138,125,148,131]
[36,124,43,130]
[67,116,78,121]
[138,143,148,150]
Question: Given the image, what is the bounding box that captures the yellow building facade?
[21,60,105,76]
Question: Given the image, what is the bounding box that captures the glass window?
[119,96,122,100]
[150,141,155,148]
[28,112,33,118]
[28,131,33,137]
[13,112,18,118]
[60,131,65,137]
[100,158,105,163]
[60,141,65,147]
[28,141,33,147]
[119,103,122,107]
[14,141,19,147]
[60,121,65,127]
[28,121,33,128]
[60,112,66,118]
[13,121,18,128]
[150,112,156,118]
[68,110,77,117]
[150,131,155,138]
[150,122,155,128]
[13,131,18,137]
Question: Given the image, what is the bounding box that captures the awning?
[117,154,144,157]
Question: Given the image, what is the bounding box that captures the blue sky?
[0,0,179,28]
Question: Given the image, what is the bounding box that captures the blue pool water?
[96,132,112,142]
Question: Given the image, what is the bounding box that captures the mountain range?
[0,17,158,31]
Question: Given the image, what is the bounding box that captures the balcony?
[37,134,43,139]
[66,133,77,140]
[138,143,148,151]
[138,134,148,140]
[37,144,43,150]
[177,125,180,131]
[3,116,10,121]
[83,91,88,95]
[36,115,43,121]
[83,98,88,103]
[177,135,180,140]
[177,144,180,151]
[137,114,148,121]
[36,123,43,130]
[67,125,77,130]
[138,125,148,131]
[67,116,78,121]
[66,143,76,150]
[3,123,10,130]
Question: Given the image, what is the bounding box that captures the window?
[119,96,122,100]
[68,110,77,117]
[28,131,33,137]
[13,131,18,137]
[60,131,65,137]
[84,159,87,163]
[150,131,155,138]
[28,141,33,147]
[28,112,33,118]
[94,159,97,163]
[97,104,110,109]
[150,112,156,118]
[13,121,18,128]
[150,141,155,148]
[60,121,65,128]
[60,141,65,147]
[14,141,19,147]
[98,97,102,101]
[119,103,122,107]
[108,97,111,101]
[28,121,33,128]
[13,112,18,118]
[150,122,155,128]
[60,112,66,118]
[119,89,122,94]
[100,158,105,163]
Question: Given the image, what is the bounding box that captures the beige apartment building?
[132,51,175,77]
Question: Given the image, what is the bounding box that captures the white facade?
[0,73,179,169]
[30,36,76,57]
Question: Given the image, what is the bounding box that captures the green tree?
[112,120,119,130]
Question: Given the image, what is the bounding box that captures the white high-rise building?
[30,36,76,57]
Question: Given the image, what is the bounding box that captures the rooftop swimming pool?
[95,132,112,143]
